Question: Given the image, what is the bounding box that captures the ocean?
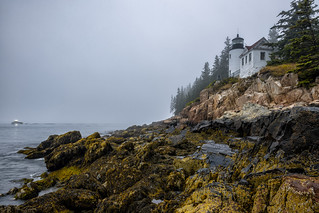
[0,123,128,205]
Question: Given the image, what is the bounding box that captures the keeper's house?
[229,34,274,78]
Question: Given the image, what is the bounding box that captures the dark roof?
[245,37,268,51]
[240,37,270,57]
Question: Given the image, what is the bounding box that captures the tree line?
[170,37,231,115]
[170,0,319,115]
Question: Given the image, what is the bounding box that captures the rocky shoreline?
[1,72,319,212]
[0,102,318,212]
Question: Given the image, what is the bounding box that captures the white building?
[229,34,274,78]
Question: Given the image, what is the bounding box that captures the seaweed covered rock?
[65,173,107,197]
[44,132,113,171]
[267,175,319,212]
[45,139,87,171]
[8,107,319,212]
[17,188,99,212]
[18,131,82,159]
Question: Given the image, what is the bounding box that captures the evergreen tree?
[268,28,279,43]
[211,37,231,81]
[201,62,211,88]
[210,55,220,82]
[271,0,319,85]
[287,0,319,60]
[271,0,319,62]
[271,1,300,62]
[219,37,231,79]
[170,95,176,114]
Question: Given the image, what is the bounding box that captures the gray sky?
[0,0,313,124]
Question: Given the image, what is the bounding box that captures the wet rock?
[10,107,319,212]
[241,164,252,174]
[15,183,39,200]
[18,188,99,212]
[166,125,175,134]
[268,141,279,153]
[193,140,236,169]
[7,187,19,195]
[65,173,107,197]
[18,131,82,159]
[192,120,212,132]
[38,131,82,151]
[0,205,21,213]
[201,140,235,156]
[45,140,86,171]
[267,175,319,212]
[44,132,113,171]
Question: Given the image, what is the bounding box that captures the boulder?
[44,133,113,171]
[66,173,107,197]
[37,131,82,151]
[45,140,86,171]
[18,131,82,159]
[280,72,298,87]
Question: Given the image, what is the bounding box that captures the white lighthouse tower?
[229,34,244,77]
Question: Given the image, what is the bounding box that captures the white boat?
[11,120,23,125]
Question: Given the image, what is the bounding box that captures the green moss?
[15,184,39,200]
[186,97,200,107]
[48,166,83,183]
[106,136,126,144]
[207,77,239,91]
[86,132,101,140]
[173,157,206,177]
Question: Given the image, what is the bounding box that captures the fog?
[0,0,307,124]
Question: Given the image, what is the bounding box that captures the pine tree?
[219,37,231,79]
[271,1,301,62]
[201,62,211,88]
[268,28,279,43]
[271,0,319,62]
[211,37,231,81]
[287,0,319,60]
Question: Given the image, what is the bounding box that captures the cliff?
[179,68,319,124]
[1,68,319,212]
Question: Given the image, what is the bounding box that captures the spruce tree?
[268,28,279,43]
[201,62,211,89]
[272,0,319,62]
[287,0,319,60]
[271,0,319,85]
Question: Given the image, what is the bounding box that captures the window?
[249,53,252,62]
[242,58,244,66]
[229,54,231,59]
[245,55,247,64]
[260,52,265,60]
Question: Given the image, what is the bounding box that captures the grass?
[207,77,239,91]
[259,63,297,77]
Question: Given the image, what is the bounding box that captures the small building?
[229,34,274,78]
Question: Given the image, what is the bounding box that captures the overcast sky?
[0,0,315,124]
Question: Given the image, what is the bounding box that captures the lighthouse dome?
[231,34,244,50]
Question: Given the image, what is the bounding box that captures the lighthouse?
[229,34,244,77]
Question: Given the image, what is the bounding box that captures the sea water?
[0,123,128,205]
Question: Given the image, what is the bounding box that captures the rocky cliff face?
[180,72,319,124]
